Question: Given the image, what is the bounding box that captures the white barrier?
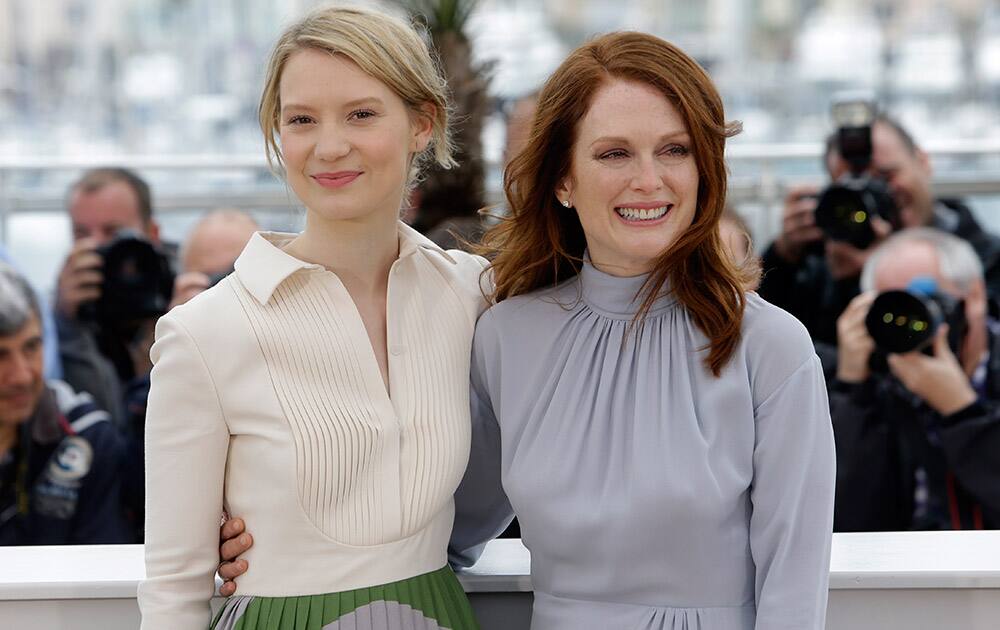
[2,532,999,629]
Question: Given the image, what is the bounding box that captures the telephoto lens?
[813,93,901,249]
[865,290,941,353]
[814,177,897,249]
[94,231,175,325]
[864,277,965,354]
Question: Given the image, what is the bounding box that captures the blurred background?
[2,0,1000,291]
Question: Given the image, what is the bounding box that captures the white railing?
[2,533,1000,630]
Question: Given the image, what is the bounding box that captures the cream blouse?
[139,223,488,630]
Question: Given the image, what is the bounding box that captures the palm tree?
[397,0,492,247]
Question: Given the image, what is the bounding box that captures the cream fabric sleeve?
[138,311,230,629]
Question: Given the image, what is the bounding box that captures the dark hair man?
[758,115,1000,356]
[55,167,174,425]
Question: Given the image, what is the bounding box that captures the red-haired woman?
[449,32,835,629]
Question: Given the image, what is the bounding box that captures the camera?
[864,277,967,355]
[206,268,234,289]
[83,231,175,329]
[814,96,902,249]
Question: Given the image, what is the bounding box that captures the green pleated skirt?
[210,566,479,630]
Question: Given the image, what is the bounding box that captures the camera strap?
[14,420,31,516]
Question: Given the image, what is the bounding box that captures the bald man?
[171,209,259,309]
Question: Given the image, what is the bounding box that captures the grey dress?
[450,260,836,630]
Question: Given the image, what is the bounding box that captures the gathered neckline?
[578,256,678,320]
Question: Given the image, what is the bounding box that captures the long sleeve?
[749,355,836,630]
[138,313,230,630]
[449,310,514,569]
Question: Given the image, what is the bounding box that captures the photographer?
[169,208,258,309]
[0,262,129,545]
[55,168,174,426]
[759,111,1000,350]
[832,228,1000,531]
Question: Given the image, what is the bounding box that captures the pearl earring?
[561,199,571,208]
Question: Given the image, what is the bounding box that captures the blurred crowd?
[1,96,999,545]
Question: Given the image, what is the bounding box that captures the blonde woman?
[138,6,484,630]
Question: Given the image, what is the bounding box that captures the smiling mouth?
[615,205,671,222]
[311,172,363,188]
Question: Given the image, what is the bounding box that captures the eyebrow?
[280,96,384,115]
[589,131,690,148]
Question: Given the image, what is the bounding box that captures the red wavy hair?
[480,32,755,376]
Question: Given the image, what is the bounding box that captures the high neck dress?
[451,260,836,630]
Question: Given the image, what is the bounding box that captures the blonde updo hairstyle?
[259,4,455,181]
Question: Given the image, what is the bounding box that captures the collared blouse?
[139,223,487,630]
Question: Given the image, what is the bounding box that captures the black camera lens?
[814,176,898,250]
[864,290,942,354]
[94,233,175,324]
[814,185,876,248]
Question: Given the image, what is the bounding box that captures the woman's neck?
[285,210,400,290]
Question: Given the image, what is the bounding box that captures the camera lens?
[95,234,174,323]
[814,185,876,249]
[814,174,899,250]
[864,290,942,354]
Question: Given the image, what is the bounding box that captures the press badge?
[33,436,94,519]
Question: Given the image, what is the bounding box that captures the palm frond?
[397,0,479,33]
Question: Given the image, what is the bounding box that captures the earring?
[561,199,571,208]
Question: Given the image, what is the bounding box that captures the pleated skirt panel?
[211,566,478,630]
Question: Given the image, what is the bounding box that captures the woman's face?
[557,78,699,276]
[278,48,431,225]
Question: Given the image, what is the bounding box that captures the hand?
[218,517,253,597]
[168,272,212,311]
[773,185,823,263]
[825,217,893,280]
[887,325,977,416]
[55,238,103,320]
[836,291,878,383]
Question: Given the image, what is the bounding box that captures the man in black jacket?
[759,115,1000,350]
[831,228,1000,531]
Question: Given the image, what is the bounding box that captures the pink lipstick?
[312,171,362,189]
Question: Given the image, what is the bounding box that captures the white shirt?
[139,223,488,630]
